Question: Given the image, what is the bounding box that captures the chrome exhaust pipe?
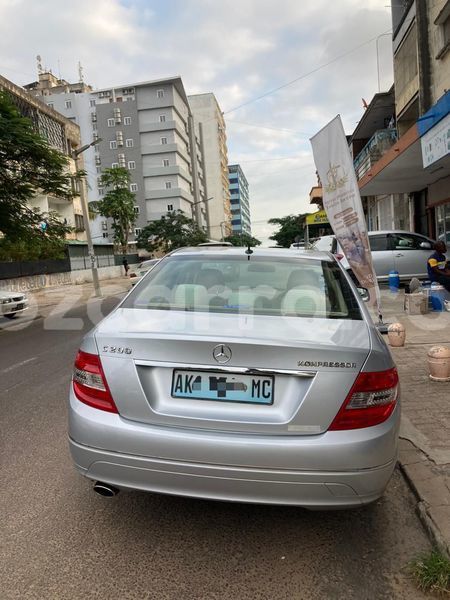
[93,481,119,497]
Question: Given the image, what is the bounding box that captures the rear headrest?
[195,268,225,289]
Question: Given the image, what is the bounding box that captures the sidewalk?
[376,288,450,556]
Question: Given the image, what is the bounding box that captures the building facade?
[1,74,85,241]
[188,93,232,240]
[26,73,209,244]
[354,0,450,244]
[228,164,251,236]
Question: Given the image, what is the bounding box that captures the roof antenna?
[78,61,84,83]
[245,244,253,261]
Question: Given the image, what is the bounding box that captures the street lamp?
[72,138,103,298]
[376,32,392,93]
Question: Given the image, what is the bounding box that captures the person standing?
[427,241,450,291]
[122,257,130,277]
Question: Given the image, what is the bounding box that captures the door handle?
[395,253,404,257]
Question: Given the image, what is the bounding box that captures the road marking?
[1,357,37,374]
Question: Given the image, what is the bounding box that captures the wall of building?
[428,1,450,103]
[189,93,231,240]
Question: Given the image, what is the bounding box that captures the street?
[0,292,431,600]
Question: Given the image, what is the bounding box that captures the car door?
[368,234,394,282]
[390,233,433,279]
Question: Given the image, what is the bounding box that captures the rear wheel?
[4,313,18,319]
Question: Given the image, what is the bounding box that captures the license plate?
[171,370,274,405]
[15,303,24,310]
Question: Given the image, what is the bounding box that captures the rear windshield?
[123,255,362,320]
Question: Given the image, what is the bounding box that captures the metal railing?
[353,129,397,180]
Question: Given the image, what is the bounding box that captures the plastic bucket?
[389,270,400,292]
[429,286,450,311]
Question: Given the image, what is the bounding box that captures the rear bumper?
[69,391,399,508]
[70,438,396,508]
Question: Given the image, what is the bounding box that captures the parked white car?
[0,291,29,319]
[130,259,161,286]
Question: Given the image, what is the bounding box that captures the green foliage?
[224,233,262,247]
[91,167,136,254]
[136,210,208,253]
[0,90,73,240]
[410,550,450,596]
[0,211,70,261]
[268,214,308,248]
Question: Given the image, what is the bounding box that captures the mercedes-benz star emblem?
[212,344,232,364]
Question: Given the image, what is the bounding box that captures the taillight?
[329,368,399,430]
[335,253,344,261]
[72,350,118,413]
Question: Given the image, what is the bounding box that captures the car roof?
[168,246,333,261]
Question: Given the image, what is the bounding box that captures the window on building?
[163,159,170,167]
[134,228,142,237]
[107,118,115,127]
[134,206,140,214]
[111,162,119,168]
[96,166,102,174]
[65,100,72,109]
[124,116,132,125]
[98,189,104,196]
[102,232,108,238]
[165,182,172,189]
[128,160,136,170]
[74,214,85,231]
[159,115,166,122]
[157,89,164,98]
[90,99,96,107]
[130,183,138,192]
[125,138,134,148]
[161,137,168,145]
[109,140,117,149]
[167,204,174,211]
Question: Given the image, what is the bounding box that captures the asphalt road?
[0,295,431,600]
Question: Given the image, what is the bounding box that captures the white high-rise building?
[26,72,209,244]
[188,93,232,240]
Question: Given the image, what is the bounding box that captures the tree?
[136,210,208,254]
[224,233,262,247]
[0,90,74,241]
[268,214,308,248]
[92,167,136,254]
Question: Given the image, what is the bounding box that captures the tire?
[4,313,18,319]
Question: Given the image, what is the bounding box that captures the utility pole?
[72,140,102,298]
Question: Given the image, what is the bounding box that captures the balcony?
[353,129,397,180]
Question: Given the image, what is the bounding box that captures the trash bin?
[389,270,400,292]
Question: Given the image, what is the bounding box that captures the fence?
[0,258,71,280]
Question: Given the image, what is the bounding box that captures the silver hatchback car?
[69,247,399,508]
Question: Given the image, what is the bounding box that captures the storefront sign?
[305,210,328,225]
[310,115,381,313]
[421,111,450,168]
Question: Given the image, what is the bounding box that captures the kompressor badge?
[298,360,357,368]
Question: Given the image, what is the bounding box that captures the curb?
[398,438,450,558]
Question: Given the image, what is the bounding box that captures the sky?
[0,0,394,244]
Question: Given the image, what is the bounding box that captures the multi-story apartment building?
[26,72,209,244]
[188,93,232,240]
[354,0,450,243]
[1,74,85,241]
[228,164,251,236]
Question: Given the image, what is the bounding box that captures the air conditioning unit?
[113,108,122,123]
[91,113,97,122]
[95,156,101,165]
[118,153,125,160]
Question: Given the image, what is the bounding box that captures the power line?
[222,29,393,115]
[226,119,313,136]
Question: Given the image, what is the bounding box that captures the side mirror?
[420,241,432,250]
[356,287,370,302]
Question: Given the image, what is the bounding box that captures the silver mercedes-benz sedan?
[69,247,400,508]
